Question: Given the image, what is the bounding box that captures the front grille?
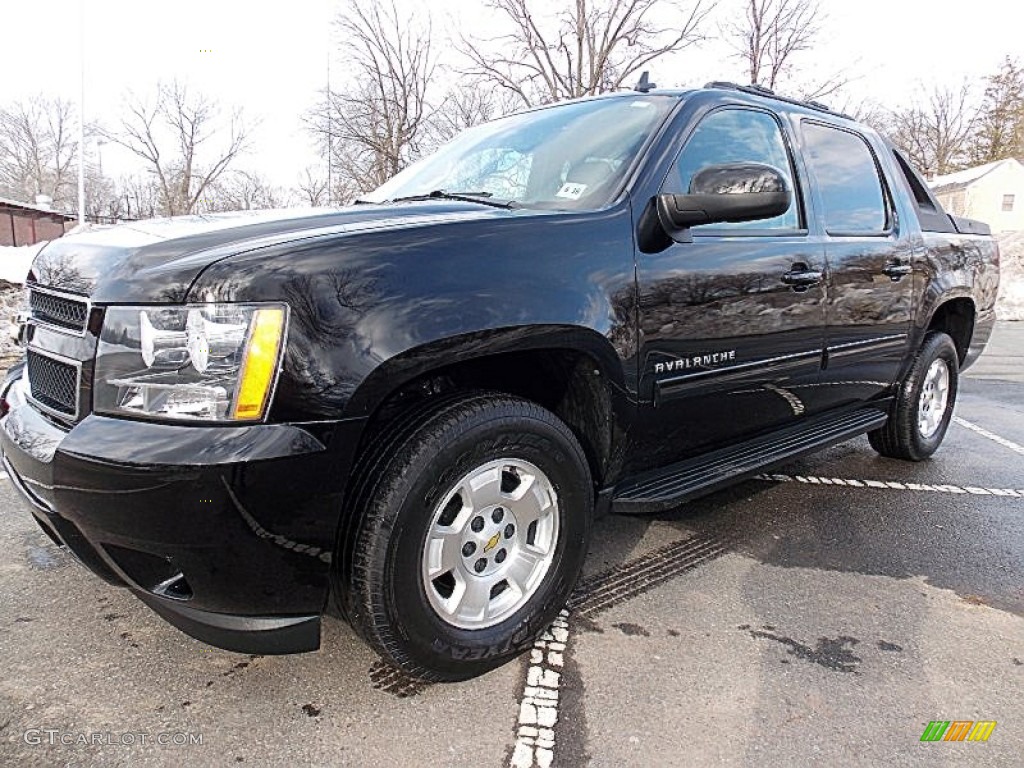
[27,350,79,416]
[29,289,88,333]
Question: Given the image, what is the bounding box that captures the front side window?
[803,122,888,234]
[663,108,801,231]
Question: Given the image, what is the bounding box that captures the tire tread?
[344,392,591,681]
[868,331,959,461]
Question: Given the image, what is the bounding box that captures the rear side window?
[665,108,801,231]
[803,122,888,234]
[891,148,956,233]
[892,149,936,210]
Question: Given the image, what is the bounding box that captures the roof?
[929,159,1024,193]
[514,82,852,126]
[701,81,851,119]
[0,196,76,219]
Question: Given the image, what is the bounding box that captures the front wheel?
[868,331,959,461]
[344,393,593,681]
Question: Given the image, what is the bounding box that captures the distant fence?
[83,214,141,226]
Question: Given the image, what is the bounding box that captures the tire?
[343,393,593,681]
[868,331,959,461]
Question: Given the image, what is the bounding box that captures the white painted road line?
[756,473,1023,497]
[954,416,1024,456]
[510,609,569,768]
[508,535,730,767]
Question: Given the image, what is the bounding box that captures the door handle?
[883,262,912,280]
[781,265,823,290]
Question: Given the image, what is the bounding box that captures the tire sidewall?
[381,409,591,677]
[905,334,959,458]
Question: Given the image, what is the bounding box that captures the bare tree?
[295,166,329,207]
[427,84,520,146]
[308,0,436,195]
[116,173,162,220]
[726,0,820,90]
[203,170,286,212]
[104,81,250,216]
[970,56,1024,165]
[0,95,78,209]
[797,71,854,102]
[83,163,121,221]
[838,97,890,133]
[885,83,979,176]
[461,0,714,107]
[294,165,359,207]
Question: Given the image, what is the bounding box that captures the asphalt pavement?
[2,324,1022,767]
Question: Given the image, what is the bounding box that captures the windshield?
[364,95,678,210]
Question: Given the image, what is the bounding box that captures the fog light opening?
[152,573,194,601]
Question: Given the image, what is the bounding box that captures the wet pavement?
[1,323,1022,767]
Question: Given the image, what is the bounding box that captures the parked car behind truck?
[1,82,998,680]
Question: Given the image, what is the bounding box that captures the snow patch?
[0,242,47,285]
[997,232,1024,321]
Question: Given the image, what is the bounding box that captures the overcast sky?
[1,0,1019,191]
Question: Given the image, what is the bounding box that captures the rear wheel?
[868,332,959,461]
[343,393,592,681]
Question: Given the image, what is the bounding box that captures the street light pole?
[96,138,106,176]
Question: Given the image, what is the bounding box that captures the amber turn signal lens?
[232,308,285,420]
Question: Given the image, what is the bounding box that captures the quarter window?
[803,122,888,234]
[665,108,801,231]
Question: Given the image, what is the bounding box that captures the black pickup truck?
[1,83,999,681]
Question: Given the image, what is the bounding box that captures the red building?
[0,197,76,247]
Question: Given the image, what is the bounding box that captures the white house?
[929,158,1024,233]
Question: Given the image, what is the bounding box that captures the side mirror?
[655,163,792,242]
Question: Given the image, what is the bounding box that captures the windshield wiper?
[387,190,516,209]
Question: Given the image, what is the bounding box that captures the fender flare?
[341,324,631,420]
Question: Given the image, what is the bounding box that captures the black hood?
[28,203,506,303]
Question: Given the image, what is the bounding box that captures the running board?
[612,405,889,514]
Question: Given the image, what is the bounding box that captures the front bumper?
[1,372,358,654]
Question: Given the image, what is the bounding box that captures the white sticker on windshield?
[556,182,587,200]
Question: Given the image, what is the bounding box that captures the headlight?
[94,303,287,422]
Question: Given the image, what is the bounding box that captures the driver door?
[630,106,829,472]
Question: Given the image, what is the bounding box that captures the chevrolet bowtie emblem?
[483,533,500,553]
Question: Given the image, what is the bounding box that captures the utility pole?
[326,11,333,208]
[77,0,86,225]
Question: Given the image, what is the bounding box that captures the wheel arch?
[329,327,630,625]
[342,325,633,490]
[923,294,976,365]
